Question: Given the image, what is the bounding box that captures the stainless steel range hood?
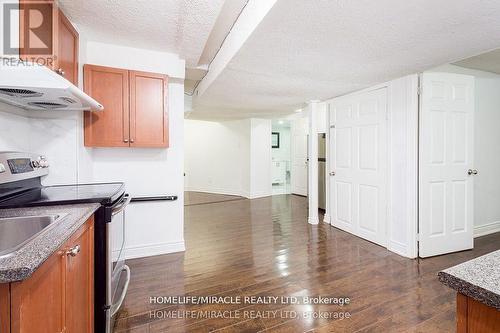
[0,58,103,111]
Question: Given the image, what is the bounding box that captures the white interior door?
[329,88,388,246]
[291,117,308,196]
[419,73,475,258]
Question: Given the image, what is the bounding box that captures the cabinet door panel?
[18,0,57,68]
[66,216,94,333]
[129,71,169,147]
[84,65,130,147]
[56,9,79,85]
[11,249,65,333]
[0,284,9,333]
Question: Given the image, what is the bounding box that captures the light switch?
[0,163,5,173]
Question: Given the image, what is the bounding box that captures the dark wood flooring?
[115,194,500,332]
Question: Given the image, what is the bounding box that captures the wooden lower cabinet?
[65,216,94,333]
[0,284,10,333]
[457,293,500,333]
[0,216,94,333]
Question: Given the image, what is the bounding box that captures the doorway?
[271,120,292,195]
[291,116,308,196]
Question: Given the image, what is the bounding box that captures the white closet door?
[419,73,475,258]
[329,88,388,246]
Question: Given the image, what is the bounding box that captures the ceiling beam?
[194,0,277,100]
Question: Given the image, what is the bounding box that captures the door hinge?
[417,85,421,96]
[330,124,335,129]
[416,233,420,241]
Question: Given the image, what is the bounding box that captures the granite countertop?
[438,250,500,310]
[0,203,100,283]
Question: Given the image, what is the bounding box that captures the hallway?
[115,194,500,332]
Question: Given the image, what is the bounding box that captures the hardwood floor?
[184,191,245,206]
[115,194,500,332]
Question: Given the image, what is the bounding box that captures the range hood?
[0,58,103,111]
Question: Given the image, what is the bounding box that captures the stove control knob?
[31,160,40,168]
[39,156,49,168]
[0,163,5,173]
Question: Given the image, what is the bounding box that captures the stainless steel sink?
[0,213,68,258]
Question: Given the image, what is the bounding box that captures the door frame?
[325,76,420,258]
[291,116,308,196]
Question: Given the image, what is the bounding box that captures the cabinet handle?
[66,245,81,257]
[130,138,135,143]
[124,139,129,143]
[56,68,65,76]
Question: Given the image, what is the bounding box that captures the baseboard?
[388,240,415,258]
[185,186,247,198]
[474,221,500,238]
[249,191,272,199]
[119,241,185,260]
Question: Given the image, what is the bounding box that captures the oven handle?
[110,264,131,317]
[112,194,131,216]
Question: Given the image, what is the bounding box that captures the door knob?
[467,169,478,175]
[329,171,336,176]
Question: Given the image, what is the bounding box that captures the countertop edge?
[0,204,100,283]
[438,271,500,310]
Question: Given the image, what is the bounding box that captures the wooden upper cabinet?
[129,71,169,147]
[84,65,130,147]
[18,0,55,66]
[19,1,79,85]
[56,9,79,85]
[84,65,169,148]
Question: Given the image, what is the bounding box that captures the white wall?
[184,118,251,197]
[387,75,419,258]
[184,117,271,199]
[0,109,81,185]
[85,41,185,78]
[429,64,500,236]
[0,40,186,259]
[316,102,327,133]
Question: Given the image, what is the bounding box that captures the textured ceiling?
[193,0,500,119]
[58,0,225,67]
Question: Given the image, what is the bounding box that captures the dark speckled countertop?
[438,250,500,310]
[0,203,99,283]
